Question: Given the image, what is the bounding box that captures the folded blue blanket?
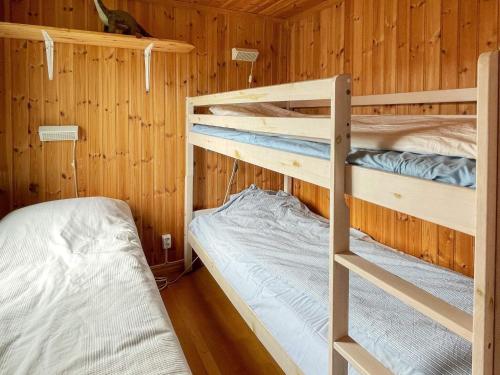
[192,124,476,188]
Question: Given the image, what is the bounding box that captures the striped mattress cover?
[0,198,190,375]
[189,186,473,374]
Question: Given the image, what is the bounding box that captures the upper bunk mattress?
[189,186,473,375]
[192,124,476,188]
[0,198,190,375]
[209,104,477,159]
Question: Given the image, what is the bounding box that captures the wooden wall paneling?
[165,53,177,261]
[128,48,143,238]
[59,43,76,199]
[379,0,397,248]
[28,40,45,205]
[286,0,500,276]
[0,39,9,216]
[215,13,227,206]
[115,48,129,203]
[175,5,190,259]
[87,46,102,198]
[11,39,29,209]
[260,21,273,190]
[151,52,165,265]
[373,0,391,244]
[176,50,189,261]
[419,0,440,264]
[74,44,88,199]
[253,21,265,190]
[197,8,209,209]
[243,18,256,190]
[438,0,458,270]
[458,0,478,116]
[348,0,363,231]
[206,12,218,208]
[234,14,248,193]
[392,0,411,253]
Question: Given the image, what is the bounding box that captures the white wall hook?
[41,30,54,80]
[144,43,154,93]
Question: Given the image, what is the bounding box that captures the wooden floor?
[161,266,284,375]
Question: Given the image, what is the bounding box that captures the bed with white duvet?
[189,186,473,375]
[0,198,190,375]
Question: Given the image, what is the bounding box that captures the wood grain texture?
[168,0,328,18]
[0,0,286,265]
[286,0,500,277]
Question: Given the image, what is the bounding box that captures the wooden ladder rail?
[329,75,394,375]
[473,50,498,375]
[329,74,354,374]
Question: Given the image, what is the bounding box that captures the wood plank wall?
[287,0,500,277]
[0,0,286,265]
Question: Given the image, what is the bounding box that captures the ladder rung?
[334,336,392,375]
[335,252,473,341]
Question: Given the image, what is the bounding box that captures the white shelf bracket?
[144,43,154,93]
[41,30,54,80]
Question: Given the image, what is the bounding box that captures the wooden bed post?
[329,75,351,375]
[495,51,500,375]
[474,50,499,375]
[283,175,292,194]
[184,99,194,272]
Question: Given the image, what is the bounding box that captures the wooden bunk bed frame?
[184,50,499,375]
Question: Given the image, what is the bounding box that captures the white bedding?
[209,104,477,159]
[0,198,190,375]
[190,186,473,375]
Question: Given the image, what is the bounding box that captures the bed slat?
[335,252,473,341]
[189,131,330,187]
[188,78,335,106]
[190,114,330,140]
[333,336,391,375]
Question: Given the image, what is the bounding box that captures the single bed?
[0,198,191,375]
[189,186,473,375]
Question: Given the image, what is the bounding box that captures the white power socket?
[162,234,172,250]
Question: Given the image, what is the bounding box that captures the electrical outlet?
[162,234,172,251]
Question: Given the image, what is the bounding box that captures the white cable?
[223,159,239,204]
[72,140,79,198]
[155,256,199,291]
[248,61,254,88]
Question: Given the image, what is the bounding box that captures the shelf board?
[0,22,194,53]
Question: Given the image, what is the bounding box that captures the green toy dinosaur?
[93,0,152,38]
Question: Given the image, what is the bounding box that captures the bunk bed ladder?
[331,51,499,375]
[329,75,394,375]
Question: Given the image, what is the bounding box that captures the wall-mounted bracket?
[144,43,154,93]
[41,30,54,80]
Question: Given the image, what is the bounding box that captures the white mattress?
[0,198,190,375]
[209,103,477,159]
[189,186,473,375]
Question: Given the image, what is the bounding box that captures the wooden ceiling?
[172,0,329,18]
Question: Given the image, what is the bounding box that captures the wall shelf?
[0,22,194,53]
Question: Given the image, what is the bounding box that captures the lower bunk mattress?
[189,186,473,375]
[192,124,476,188]
[0,198,190,375]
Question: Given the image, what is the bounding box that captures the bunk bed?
[0,198,191,374]
[184,51,499,374]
